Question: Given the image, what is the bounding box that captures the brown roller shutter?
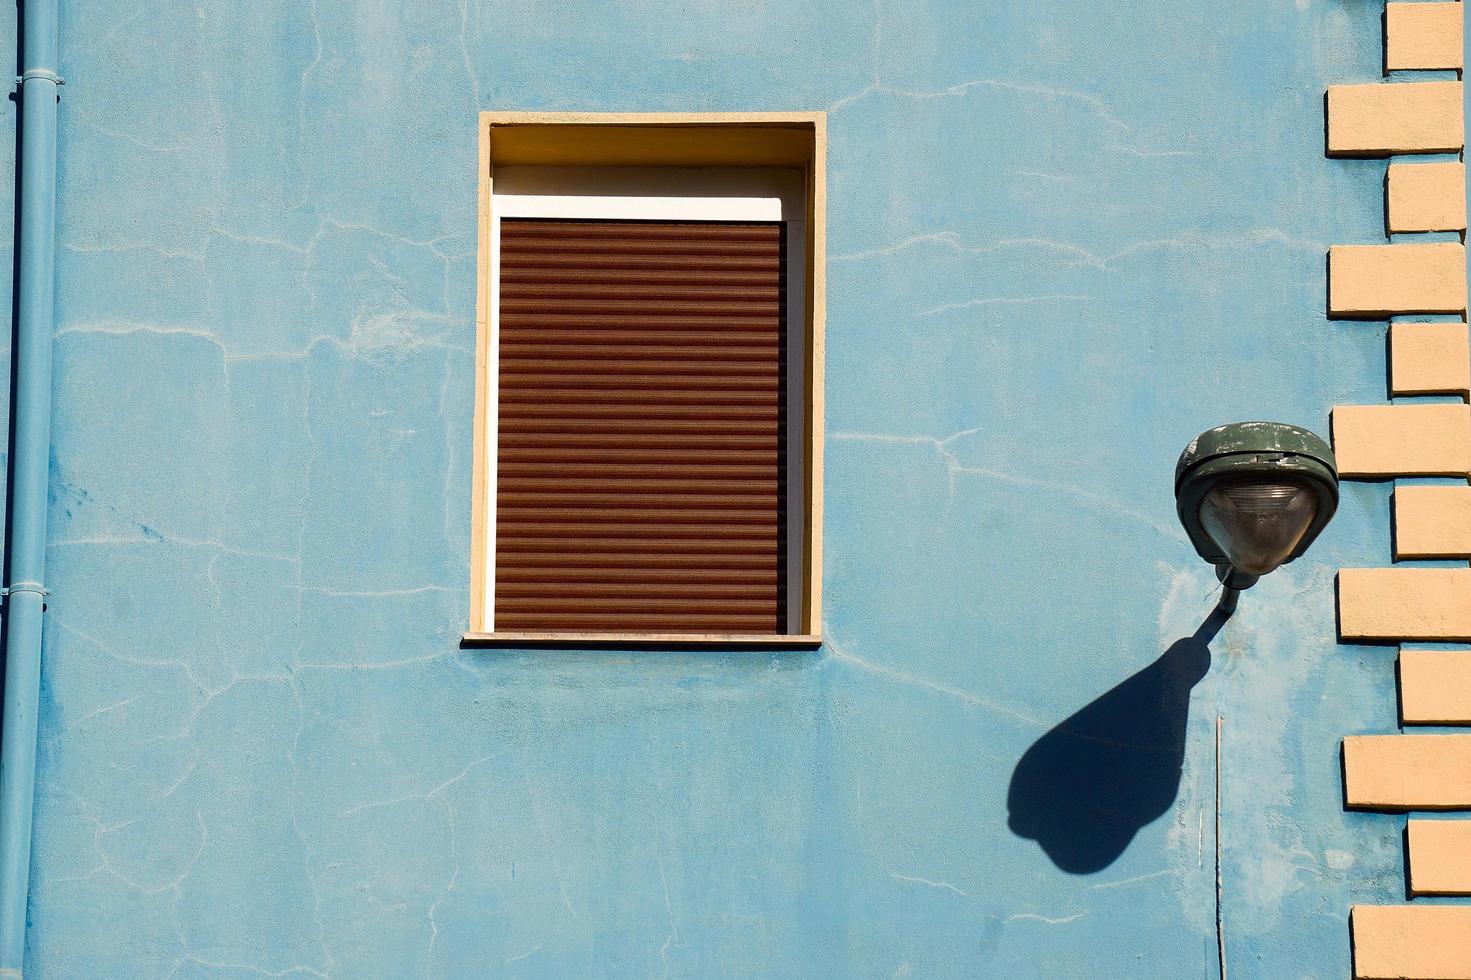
[495,218,788,634]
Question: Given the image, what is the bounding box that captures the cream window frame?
[466,112,826,648]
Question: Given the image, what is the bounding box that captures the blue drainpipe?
[0,0,61,972]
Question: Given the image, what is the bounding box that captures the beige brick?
[1395,485,1471,558]
[1344,734,1471,808]
[1409,820,1471,896]
[1329,243,1467,317]
[1352,905,1471,979]
[1327,81,1463,156]
[1401,649,1471,723]
[1390,321,1471,396]
[1339,567,1471,641]
[1332,404,1471,476]
[1387,162,1467,233]
[1386,3,1465,72]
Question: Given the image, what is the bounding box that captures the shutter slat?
[502,284,782,301]
[497,551,780,566]
[499,360,778,377]
[502,406,780,422]
[501,313,779,329]
[502,297,781,316]
[502,269,778,287]
[501,420,780,432]
[499,435,780,451]
[495,601,779,616]
[499,514,779,527]
[500,345,779,362]
[499,463,776,479]
[503,254,779,273]
[497,582,780,598]
[496,522,779,538]
[498,451,779,466]
[500,491,776,506]
[503,242,779,259]
[499,374,778,390]
[501,221,781,242]
[498,392,778,409]
[500,487,778,500]
[498,330,780,347]
[499,566,777,582]
[497,534,780,548]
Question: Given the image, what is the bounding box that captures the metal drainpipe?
[0,0,61,972]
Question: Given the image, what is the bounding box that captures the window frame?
[466,113,826,648]
[488,169,807,634]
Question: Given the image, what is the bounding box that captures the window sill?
[461,631,823,650]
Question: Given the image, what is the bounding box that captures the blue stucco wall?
[0,1,1415,976]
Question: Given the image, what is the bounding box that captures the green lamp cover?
[1174,421,1338,571]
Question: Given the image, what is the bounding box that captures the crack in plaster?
[59,240,204,261]
[294,0,323,212]
[50,534,295,564]
[830,430,1184,540]
[516,750,584,929]
[1009,170,1077,182]
[456,0,482,110]
[334,750,509,820]
[60,210,473,374]
[1088,868,1173,891]
[425,865,459,977]
[1005,912,1087,926]
[831,228,1325,269]
[285,679,334,977]
[297,585,459,600]
[825,638,1044,726]
[830,77,1132,133]
[294,652,461,673]
[171,955,327,979]
[54,322,226,347]
[437,354,460,560]
[67,694,146,725]
[53,621,212,698]
[48,544,335,975]
[918,294,1092,317]
[51,809,207,900]
[658,857,680,977]
[503,943,542,965]
[890,873,969,896]
[824,38,1192,161]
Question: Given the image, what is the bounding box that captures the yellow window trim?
[468,111,827,644]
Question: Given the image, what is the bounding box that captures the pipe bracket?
[15,69,63,86]
[1,583,49,598]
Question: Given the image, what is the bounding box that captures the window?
[467,114,825,646]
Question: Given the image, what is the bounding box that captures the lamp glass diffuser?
[1197,479,1318,576]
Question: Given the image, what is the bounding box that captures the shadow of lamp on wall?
[1008,422,1338,874]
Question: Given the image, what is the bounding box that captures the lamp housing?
[1174,421,1338,575]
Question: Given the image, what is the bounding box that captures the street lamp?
[1174,422,1339,613]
